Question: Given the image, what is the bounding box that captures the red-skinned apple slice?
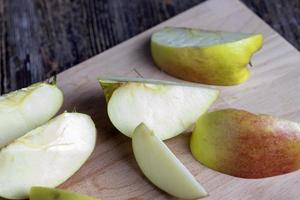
[191,109,300,178]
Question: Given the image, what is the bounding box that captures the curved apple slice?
[30,187,96,200]
[0,113,96,199]
[132,123,207,199]
[151,27,263,86]
[0,82,63,148]
[190,109,300,178]
[99,76,219,140]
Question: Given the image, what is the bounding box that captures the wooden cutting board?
[50,0,300,199]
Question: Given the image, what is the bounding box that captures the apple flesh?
[0,113,96,199]
[99,76,219,140]
[0,82,63,148]
[190,109,300,178]
[132,123,207,199]
[30,187,96,200]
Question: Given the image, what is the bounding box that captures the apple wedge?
[0,82,63,148]
[151,27,263,86]
[190,109,300,178]
[132,123,207,199]
[0,113,96,199]
[99,76,219,140]
[30,187,96,200]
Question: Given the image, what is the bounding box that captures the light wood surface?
[30,0,300,199]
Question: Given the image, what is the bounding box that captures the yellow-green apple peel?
[30,187,96,200]
[151,27,263,85]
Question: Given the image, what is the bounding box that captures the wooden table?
[0,0,299,94]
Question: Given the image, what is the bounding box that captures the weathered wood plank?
[0,0,299,94]
[0,0,5,93]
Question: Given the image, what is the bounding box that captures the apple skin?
[151,28,263,86]
[99,80,122,102]
[30,187,96,200]
[190,109,300,178]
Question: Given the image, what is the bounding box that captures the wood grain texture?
[0,0,300,94]
[7,0,296,199]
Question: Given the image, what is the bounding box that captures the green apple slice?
[0,113,96,199]
[30,187,96,200]
[151,27,263,85]
[132,123,207,199]
[0,82,63,148]
[99,76,219,140]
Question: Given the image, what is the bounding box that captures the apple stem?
[47,75,57,85]
[249,61,253,67]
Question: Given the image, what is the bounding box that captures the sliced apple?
[30,187,96,200]
[0,82,63,148]
[151,27,263,86]
[0,113,96,199]
[132,123,207,199]
[190,109,300,178]
[99,76,219,140]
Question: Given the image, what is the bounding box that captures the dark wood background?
[0,0,299,94]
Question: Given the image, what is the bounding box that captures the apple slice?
[30,187,96,200]
[151,27,263,86]
[0,113,96,199]
[99,76,219,140]
[0,82,63,148]
[190,109,300,178]
[132,123,207,199]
